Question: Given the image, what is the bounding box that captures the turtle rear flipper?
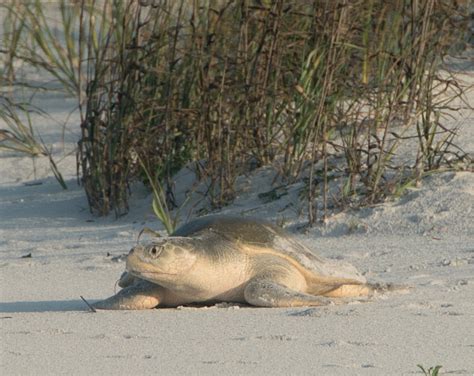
[321,283,373,298]
[93,280,162,310]
[244,279,334,307]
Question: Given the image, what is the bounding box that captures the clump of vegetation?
[417,364,442,376]
[1,0,471,226]
[0,96,67,189]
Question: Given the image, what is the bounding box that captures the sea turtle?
[93,216,377,310]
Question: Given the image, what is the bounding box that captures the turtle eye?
[149,246,161,258]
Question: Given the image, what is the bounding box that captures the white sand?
[1,20,474,376]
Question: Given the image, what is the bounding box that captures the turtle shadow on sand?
[0,299,88,313]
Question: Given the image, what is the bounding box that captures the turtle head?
[126,237,198,283]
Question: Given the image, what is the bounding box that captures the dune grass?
[1,0,471,226]
[417,364,442,376]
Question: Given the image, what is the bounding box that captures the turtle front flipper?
[244,279,334,307]
[93,279,163,310]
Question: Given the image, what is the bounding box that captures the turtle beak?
[126,245,143,268]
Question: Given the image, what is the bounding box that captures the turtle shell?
[173,215,366,283]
